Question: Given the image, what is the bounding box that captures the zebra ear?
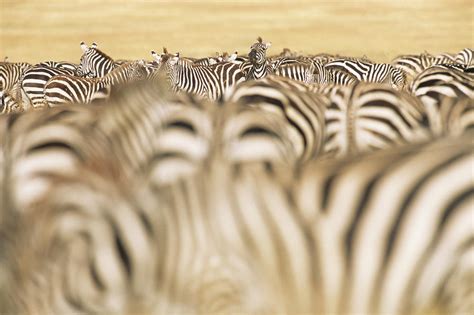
[264,41,272,49]
[170,55,179,65]
[138,59,146,66]
[91,42,97,49]
[163,47,168,54]
[80,42,88,52]
[151,51,161,62]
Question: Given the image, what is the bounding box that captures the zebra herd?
[0,38,473,314]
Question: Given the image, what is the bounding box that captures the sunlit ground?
[1,0,473,63]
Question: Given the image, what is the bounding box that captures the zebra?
[0,85,24,114]
[37,61,80,74]
[94,79,214,182]
[312,61,356,86]
[160,51,246,101]
[436,95,474,137]
[223,75,328,163]
[325,59,407,90]
[0,104,108,211]
[245,37,274,80]
[455,48,473,66]
[21,65,78,109]
[323,82,431,158]
[410,65,474,135]
[272,59,316,84]
[3,126,472,314]
[77,41,117,78]
[0,61,32,95]
[392,52,457,83]
[44,61,147,106]
[292,132,474,314]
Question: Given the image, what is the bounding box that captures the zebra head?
[77,41,115,78]
[248,37,271,65]
[389,66,407,90]
[132,60,148,81]
[158,51,180,88]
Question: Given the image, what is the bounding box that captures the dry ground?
[1,0,473,64]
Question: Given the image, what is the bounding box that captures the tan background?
[1,0,473,64]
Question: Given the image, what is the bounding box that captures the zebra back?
[323,82,431,158]
[411,66,474,135]
[223,75,328,163]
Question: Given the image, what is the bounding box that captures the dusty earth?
[1,0,473,64]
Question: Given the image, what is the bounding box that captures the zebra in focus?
[312,61,356,86]
[410,65,474,135]
[77,41,117,78]
[325,59,407,90]
[37,61,80,74]
[323,82,431,158]
[272,58,316,84]
[158,50,245,101]
[245,37,274,80]
[0,61,32,94]
[0,62,32,113]
[455,48,473,67]
[20,65,77,109]
[223,75,328,163]
[44,61,147,106]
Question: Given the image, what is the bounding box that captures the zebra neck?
[249,62,270,80]
[173,63,198,88]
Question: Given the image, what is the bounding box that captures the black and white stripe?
[223,75,328,163]
[273,59,316,83]
[77,42,117,78]
[163,53,245,101]
[4,127,472,314]
[21,65,77,109]
[411,65,474,135]
[44,61,146,106]
[245,37,274,80]
[323,82,431,157]
[325,59,407,90]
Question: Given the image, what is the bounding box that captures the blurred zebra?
[392,52,457,83]
[325,59,407,90]
[436,95,474,137]
[323,82,431,158]
[3,130,472,314]
[0,105,109,211]
[160,52,245,101]
[411,65,474,135]
[245,37,274,80]
[94,80,214,183]
[21,65,77,109]
[1,87,23,114]
[223,75,328,163]
[293,131,474,314]
[77,42,117,77]
[44,61,147,106]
